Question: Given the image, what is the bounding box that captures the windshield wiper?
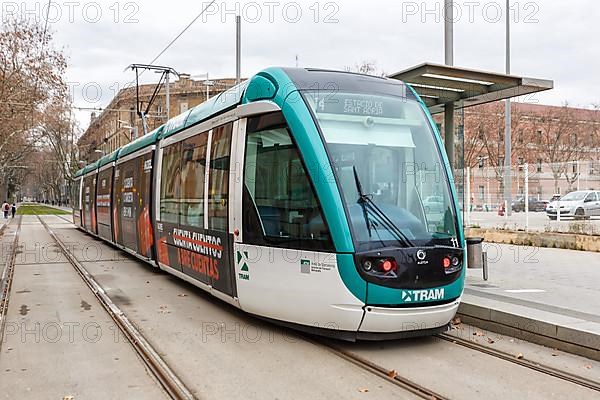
[352,166,413,247]
[353,166,373,238]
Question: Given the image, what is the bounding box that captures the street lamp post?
[236,15,241,85]
[191,73,215,102]
[478,156,490,210]
[118,120,137,141]
[576,160,581,190]
[204,79,215,101]
[504,0,512,216]
[444,0,455,168]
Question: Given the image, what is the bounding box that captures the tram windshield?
[305,91,458,250]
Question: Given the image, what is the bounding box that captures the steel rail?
[52,213,74,224]
[0,217,22,352]
[314,338,451,400]
[47,211,600,396]
[437,333,600,392]
[37,215,196,400]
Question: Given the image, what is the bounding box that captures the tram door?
[114,153,154,259]
[230,112,362,329]
[72,178,82,227]
[96,166,114,242]
[156,124,237,297]
[82,173,97,234]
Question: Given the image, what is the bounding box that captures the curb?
[466,228,600,253]
[458,300,600,362]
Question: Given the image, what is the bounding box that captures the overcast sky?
[10,0,600,130]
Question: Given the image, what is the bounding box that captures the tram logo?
[416,250,429,265]
[402,288,445,302]
[237,250,250,281]
[300,259,311,274]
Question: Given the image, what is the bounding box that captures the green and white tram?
[72,68,465,339]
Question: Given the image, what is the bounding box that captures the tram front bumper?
[358,298,460,334]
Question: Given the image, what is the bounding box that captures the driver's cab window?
[242,112,333,252]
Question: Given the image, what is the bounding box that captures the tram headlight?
[443,255,462,274]
[443,257,451,268]
[381,259,395,272]
[361,258,397,275]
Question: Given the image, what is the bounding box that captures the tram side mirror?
[245,75,278,101]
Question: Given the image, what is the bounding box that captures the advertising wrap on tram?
[113,152,154,259]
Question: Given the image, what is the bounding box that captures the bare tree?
[465,102,527,200]
[40,101,79,202]
[0,17,69,200]
[536,104,584,193]
[345,60,387,77]
[462,112,485,169]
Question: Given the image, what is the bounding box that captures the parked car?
[549,194,562,203]
[546,190,600,220]
[423,195,445,213]
[510,196,548,212]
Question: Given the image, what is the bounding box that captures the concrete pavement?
[39,215,424,400]
[2,216,599,399]
[460,242,600,360]
[0,216,167,400]
[48,215,598,399]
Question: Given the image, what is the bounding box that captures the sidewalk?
[0,216,166,399]
[459,243,600,360]
[0,216,14,232]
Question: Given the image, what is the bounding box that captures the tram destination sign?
[309,92,406,119]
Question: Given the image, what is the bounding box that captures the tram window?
[160,142,181,224]
[243,112,333,251]
[208,123,233,231]
[181,132,208,227]
[71,181,81,209]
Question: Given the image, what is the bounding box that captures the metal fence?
[455,160,600,234]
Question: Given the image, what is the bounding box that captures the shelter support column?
[444,102,455,167]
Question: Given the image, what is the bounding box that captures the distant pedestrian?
[11,203,16,218]
[2,201,9,219]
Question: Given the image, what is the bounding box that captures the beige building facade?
[78,75,237,162]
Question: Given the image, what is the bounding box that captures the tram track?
[0,216,22,351]
[41,214,600,398]
[437,332,600,393]
[315,329,600,400]
[46,214,450,400]
[312,337,451,400]
[36,215,196,400]
[52,213,74,224]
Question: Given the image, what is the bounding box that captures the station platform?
[459,243,600,361]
